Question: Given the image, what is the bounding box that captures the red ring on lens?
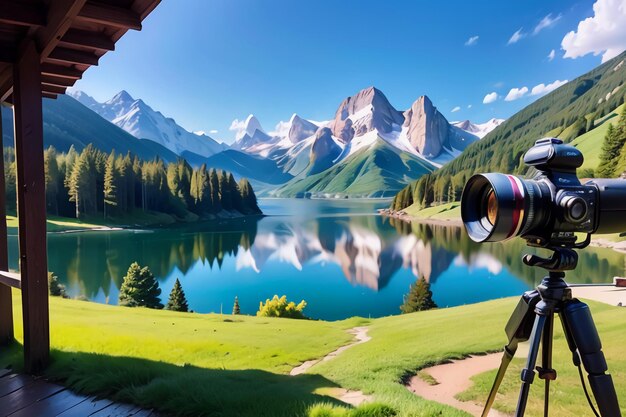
[506,175,524,239]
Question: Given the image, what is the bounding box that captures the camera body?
[461,138,626,247]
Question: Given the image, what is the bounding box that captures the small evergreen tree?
[232,296,241,315]
[119,262,163,309]
[165,278,189,312]
[48,272,67,298]
[400,277,437,314]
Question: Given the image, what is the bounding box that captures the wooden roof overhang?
[0,0,161,103]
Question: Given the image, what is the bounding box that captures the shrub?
[119,262,163,309]
[48,272,67,298]
[232,296,241,315]
[400,277,437,313]
[257,295,307,319]
[165,278,189,312]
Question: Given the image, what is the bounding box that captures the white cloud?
[229,118,248,140]
[467,104,473,109]
[209,129,218,134]
[530,79,568,96]
[547,49,556,61]
[465,35,479,46]
[533,13,562,35]
[193,130,206,136]
[505,86,529,101]
[508,28,526,44]
[562,0,626,63]
[451,106,461,113]
[483,92,498,104]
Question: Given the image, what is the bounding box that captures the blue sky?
[73,0,625,143]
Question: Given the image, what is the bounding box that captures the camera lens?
[461,173,546,243]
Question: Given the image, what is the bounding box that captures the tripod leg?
[538,314,556,417]
[516,314,546,417]
[481,343,518,417]
[561,300,622,417]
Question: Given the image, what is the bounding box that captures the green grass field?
[402,202,461,221]
[2,291,625,416]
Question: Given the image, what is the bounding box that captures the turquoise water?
[12,199,625,320]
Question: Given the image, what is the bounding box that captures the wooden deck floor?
[0,368,161,417]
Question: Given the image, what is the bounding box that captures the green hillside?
[570,103,625,172]
[1,95,178,162]
[392,51,626,211]
[275,138,435,198]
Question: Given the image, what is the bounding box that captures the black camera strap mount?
[481,252,621,417]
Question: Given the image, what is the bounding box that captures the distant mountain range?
[4,86,504,198]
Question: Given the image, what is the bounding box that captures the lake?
[11,199,626,320]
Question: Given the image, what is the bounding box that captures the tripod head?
[523,247,579,272]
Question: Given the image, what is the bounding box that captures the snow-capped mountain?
[68,90,225,157]
[452,118,505,139]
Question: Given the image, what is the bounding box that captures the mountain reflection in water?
[12,199,625,320]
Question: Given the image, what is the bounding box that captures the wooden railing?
[0,271,21,290]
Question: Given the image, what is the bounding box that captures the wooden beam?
[0,68,12,103]
[41,74,75,88]
[36,0,87,59]
[40,63,82,80]
[0,111,13,345]
[47,47,99,66]
[60,28,115,51]
[42,92,57,100]
[12,40,50,374]
[41,84,66,95]
[78,1,142,30]
[0,271,21,289]
[0,1,46,27]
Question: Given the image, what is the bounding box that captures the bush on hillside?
[257,295,307,319]
[48,272,67,298]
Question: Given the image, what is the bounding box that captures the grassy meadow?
[2,290,625,416]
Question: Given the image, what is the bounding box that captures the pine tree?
[218,170,232,211]
[238,178,260,214]
[400,277,437,313]
[118,262,163,309]
[103,151,118,218]
[597,124,620,177]
[165,278,189,312]
[209,168,221,213]
[44,146,60,215]
[232,296,241,315]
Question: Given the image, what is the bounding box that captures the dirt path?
[407,353,510,417]
[290,326,372,406]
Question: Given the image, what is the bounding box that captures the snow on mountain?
[68,90,224,158]
[452,118,505,139]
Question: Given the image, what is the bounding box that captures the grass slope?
[403,201,461,221]
[571,103,625,171]
[277,139,435,198]
[1,293,624,416]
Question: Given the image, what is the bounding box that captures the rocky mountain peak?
[109,90,134,105]
[288,114,318,144]
[330,86,404,144]
[309,127,342,175]
[403,95,451,158]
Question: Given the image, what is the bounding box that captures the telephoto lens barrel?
[460,173,548,243]
[586,179,626,234]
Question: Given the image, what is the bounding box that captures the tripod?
[482,247,622,417]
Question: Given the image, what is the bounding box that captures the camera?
[461,138,626,247]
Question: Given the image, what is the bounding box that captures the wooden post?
[12,40,50,373]
[0,106,13,346]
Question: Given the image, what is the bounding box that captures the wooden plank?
[0,113,12,345]
[40,63,82,80]
[0,380,64,415]
[61,28,115,51]
[78,1,142,30]
[0,45,16,64]
[8,387,87,417]
[0,270,20,289]
[47,47,99,66]
[89,402,140,417]
[42,92,58,100]
[0,1,47,27]
[0,374,35,398]
[55,396,113,417]
[12,40,50,374]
